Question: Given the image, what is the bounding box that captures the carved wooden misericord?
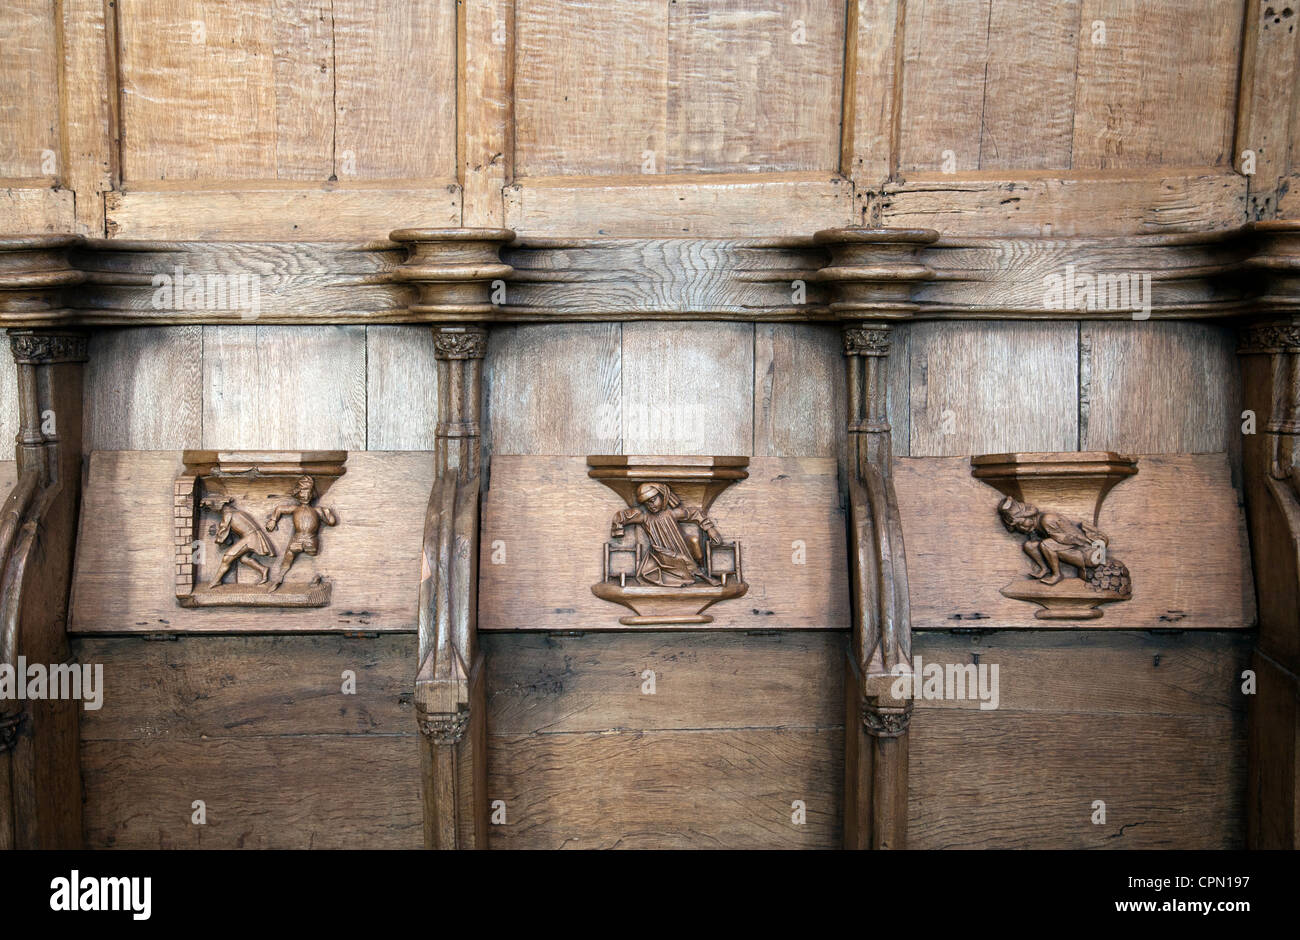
[175,451,346,608]
[589,456,748,626]
[972,452,1137,620]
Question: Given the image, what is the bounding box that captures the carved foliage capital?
[1239,323,1300,353]
[862,701,912,737]
[843,327,891,357]
[9,331,88,365]
[419,709,470,745]
[433,329,488,360]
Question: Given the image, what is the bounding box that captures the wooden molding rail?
[0,224,1284,326]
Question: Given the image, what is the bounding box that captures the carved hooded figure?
[611,482,722,588]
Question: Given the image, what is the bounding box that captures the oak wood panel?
[201,325,366,450]
[910,631,1248,849]
[1237,0,1300,218]
[906,321,1078,456]
[896,454,1254,629]
[118,0,278,181]
[881,172,1248,235]
[1248,651,1300,849]
[505,174,856,236]
[0,187,75,233]
[898,0,1081,174]
[365,325,439,450]
[1079,321,1241,456]
[478,456,848,631]
[75,634,420,848]
[0,0,60,179]
[332,0,457,180]
[487,728,841,849]
[0,350,16,451]
[460,0,512,227]
[1072,0,1240,170]
[753,324,843,457]
[665,0,843,174]
[843,0,901,187]
[515,0,841,177]
[514,0,668,178]
[84,326,203,450]
[70,451,431,633]
[483,631,843,733]
[116,0,456,183]
[622,321,753,455]
[61,0,117,234]
[485,323,623,456]
[105,188,462,240]
[74,634,416,740]
[0,460,15,495]
[911,713,1244,848]
[82,736,422,848]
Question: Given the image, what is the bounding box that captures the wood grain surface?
[70,451,432,634]
[896,453,1254,629]
[479,455,848,631]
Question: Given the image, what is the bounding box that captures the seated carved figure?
[997,496,1130,594]
[610,482,722,588]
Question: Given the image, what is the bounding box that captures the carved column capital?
[9,330,89,365]
[1238,320,1300,354]
[843,325,892,357]
[862,701,912,738]
[418,708,470,745]
[432,326,489,360]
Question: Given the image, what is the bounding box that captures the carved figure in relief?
[201,495,274,588]
[266,475,338,592]
[997,496,1130,595]
[610,483,723,587]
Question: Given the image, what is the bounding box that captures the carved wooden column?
[816,228,936,849]
[0,236,88,849]
[393,228,513,849]
[1240,221,1300,849]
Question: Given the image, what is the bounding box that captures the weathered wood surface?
[909,630,1250,849]
[896,454,1254,629]
[70,451,432,634]
[478,456,848,631]
[483,630,843,849]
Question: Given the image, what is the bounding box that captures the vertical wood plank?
[514,0,669,177]
[485,323,622,456]
[1080,321,1240,455]
[460,0,512,225]
[365,325,438,450]
[0,347,16,455]
[908,321,1078,456]
[332,0,457,180]
[118,0,277,181]
[271,0,334,180]
[0,0,60,179]
[665,0,843,173]
[1237,0,1300,217]
[845,0,901,187]
[202,325,365,449]
[622,321,753,455]
[84,326,203,450]
[61,0,118,234]
[1072,0,1240,170]
[978,0,1080,170]
[898,0,991,174]
[753,323,843,457]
